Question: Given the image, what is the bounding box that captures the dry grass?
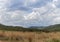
[0,30,60,42]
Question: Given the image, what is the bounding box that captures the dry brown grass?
[0,30,60,42]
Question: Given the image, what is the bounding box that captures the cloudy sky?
[0,0,60,27]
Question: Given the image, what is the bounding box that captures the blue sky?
[0,0,60,27]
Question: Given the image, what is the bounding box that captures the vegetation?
[43,24,60,32]
[0,31,60,42]
[0,24,60,32]
[0,24,60,42]
[0,24,44,32]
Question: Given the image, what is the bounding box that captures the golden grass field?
[0,30,60,42]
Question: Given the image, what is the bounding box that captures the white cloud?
[24,11,39,20]
[0,0,9,8]
[0,0,60,27]
[52,4,56,8]
[0,15,2,20]
[52,0,58,8]
[53,0,58,2]
[32,0,37,2]
[52,17,60,24]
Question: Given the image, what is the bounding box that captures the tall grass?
[0,30,60,42]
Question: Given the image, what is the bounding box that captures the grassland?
[0,24,60,42]
[0,30,60,42]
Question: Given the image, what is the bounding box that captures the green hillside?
[0,24,42,32]
[43,24,60,32]
[0,24,60,32]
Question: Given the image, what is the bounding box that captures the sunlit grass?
[0,30,60,42]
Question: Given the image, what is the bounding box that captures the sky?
[0,0,60,27]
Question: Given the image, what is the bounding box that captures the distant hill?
[43,24,60,32]
[29,24,60,32]
[29,26,46,30]
[0,24,42,32]
[0,24,60,32]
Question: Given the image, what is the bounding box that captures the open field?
[0,30,60,42]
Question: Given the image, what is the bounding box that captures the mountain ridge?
[0,24,60,32]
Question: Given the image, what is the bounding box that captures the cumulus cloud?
[0,0,60,27]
